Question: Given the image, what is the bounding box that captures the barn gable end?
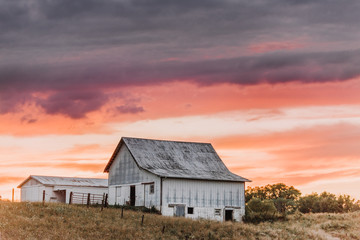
[19,178,41,187]
[108,143,144,185]
[107,143,160,207]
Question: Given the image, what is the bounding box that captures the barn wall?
[21,179,48,202]
[108,178,161,208]
[161,178,245,221]
[108,144,160,207]
[109,144,143,185]
[20,185,54,202]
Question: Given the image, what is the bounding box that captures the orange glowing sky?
[1,0,360,200]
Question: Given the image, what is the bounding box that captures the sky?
[1,0,360,201]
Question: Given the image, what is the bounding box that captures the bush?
[246,184,360,221]
[298,193,318,213]
[243,198,282,223]
[298,192,360,213]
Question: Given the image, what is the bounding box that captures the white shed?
[18,175,108,204]
[104,137,251,222]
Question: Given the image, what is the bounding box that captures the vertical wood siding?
[108,144,160,207]
[162,178,245,221]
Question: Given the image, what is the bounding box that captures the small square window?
[150,184,154,194]
[214,209,221,216]
[188,207,194,214]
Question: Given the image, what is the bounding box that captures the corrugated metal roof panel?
[106,137,250,182]
[18,175,108,188]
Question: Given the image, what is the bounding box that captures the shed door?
[174,205,185,217]
[225,209,233,221]
[130,185,136,206]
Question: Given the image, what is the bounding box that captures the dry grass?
[0,202,359,240]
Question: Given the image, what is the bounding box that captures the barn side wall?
[108,144,160,208]
[20,179,53,202]
[161,178,245,222]
[21,185,54,202]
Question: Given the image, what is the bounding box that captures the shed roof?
[17,175,108,188]
[104,137,250,182]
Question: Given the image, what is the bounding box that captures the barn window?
[214,209,221,216]
[150,184,154,194]
[187,207,194,214]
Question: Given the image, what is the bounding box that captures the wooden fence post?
[101,193,105,211]
[162,225,166,234]
[69,192,73,204]
[87,193,91,207]
[141,215,144,225]
[42,190,45,205]
[12,188,14,202]
[104,194,108,208]
[121,207,124,218]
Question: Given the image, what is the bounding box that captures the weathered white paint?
[107,143,247,221]
[161,178,245,221]
[19,176,108,203]
[108,144,160,207]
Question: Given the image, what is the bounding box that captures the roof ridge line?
[31,175,106,180]
[123,136,211,145]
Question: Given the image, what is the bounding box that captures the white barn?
[104,137,251,221]
[18,175,108,204]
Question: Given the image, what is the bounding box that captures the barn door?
[174,205,185,217]
[225,209,233,221]
[130,185,136,206]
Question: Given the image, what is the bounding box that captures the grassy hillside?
[0,202,359,240]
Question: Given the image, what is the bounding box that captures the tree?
[246,183,301,201]
[245,183,301,214]
[337,194,358,212]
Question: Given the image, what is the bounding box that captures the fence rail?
[69,192,108,207]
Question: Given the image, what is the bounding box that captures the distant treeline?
[244,183,360,223]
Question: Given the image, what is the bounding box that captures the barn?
[104,137,251,221]
[18,175,108,204]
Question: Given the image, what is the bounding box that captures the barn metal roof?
[104,137,251,182]
[17,175,108,188]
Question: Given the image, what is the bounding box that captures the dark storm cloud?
[1,0,360,118]
[0,91,32,114]
[2,0,359,51]
[2,49,359,88]
[36,90,108,119]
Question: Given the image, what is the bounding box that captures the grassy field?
[0,202,359,240]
